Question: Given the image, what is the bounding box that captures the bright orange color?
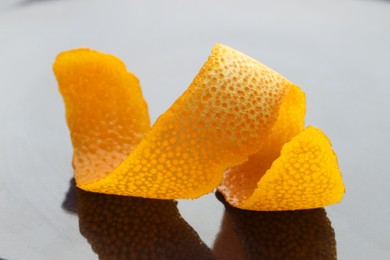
[219,126,345,211]
[217,66,345,210]
[218,85,306,206]
[54,44,293,199]
[54,49,150,185]
[54,44,345,210]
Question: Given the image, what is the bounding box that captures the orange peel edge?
[54,43,345,210]
[219,126,345,211]
[54,44,293,200]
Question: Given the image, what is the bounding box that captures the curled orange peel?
[54,43,345,210]
[54,49,151,186]
[218,77,345,210]
[219,126,345,211]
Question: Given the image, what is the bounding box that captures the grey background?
[1,0,389,259]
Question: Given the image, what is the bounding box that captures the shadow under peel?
[62,179,213,259]
[213,192,337,260]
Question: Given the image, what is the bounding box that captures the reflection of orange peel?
[54,43,345,210]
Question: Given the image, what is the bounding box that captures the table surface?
[1,0,389,259]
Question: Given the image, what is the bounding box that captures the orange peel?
[219,126,345,210]
[218,72,345,210]
[54,43,345,210]
[54,44,293,199]
[54,49,150,186]
[218,85,306,205]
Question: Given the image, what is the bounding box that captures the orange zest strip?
[54,44,293,199]
[218,85,306,206]
[54,49,150,186]
[219,126,345,211]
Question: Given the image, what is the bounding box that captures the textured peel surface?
[54,44,292,199]
[220,126,345,211]
[54,49,150,185]
[218,85,306,206]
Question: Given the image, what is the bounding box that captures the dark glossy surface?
[1,0,390,259]
[70,180,213,259]
[62,179,336,259]
[214,192,336,259]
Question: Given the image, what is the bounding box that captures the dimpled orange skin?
[54,49,151,186]
[54,44,293,199]
[221,126,345,211]
[218,85,306,205]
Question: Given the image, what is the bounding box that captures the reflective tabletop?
[1,0,389,259]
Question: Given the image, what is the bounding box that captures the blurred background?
[1,0,389,259]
